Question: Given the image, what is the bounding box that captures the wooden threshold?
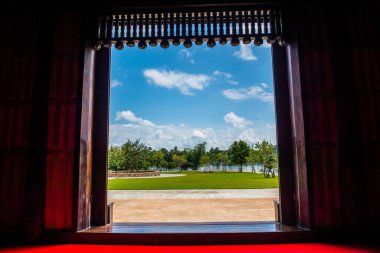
[43,222,315,245]
[85,221,297,233]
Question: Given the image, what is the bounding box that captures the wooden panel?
[352,49,380,92]
[350,2,380,229]
[91,48,110,226]
[0,105,32,148]
[345,3,380,45]
[0,13,42,241]
[49,55,80,100]
[46,104,77,149]
[295,1,380,230]
[358,96,380,143]
[52,12,81,54]
[297,2,329,48]
[305,98,338,144]
[309,145,340,228]
[271,45,296,226]
[74,45,95,231]
[45,153,75,229]
[44,12,83,230]
[302,50,334,94]
[360,143,380,226]
[287,41,311,228]
[0,152,28,230]
[0,53,36,101]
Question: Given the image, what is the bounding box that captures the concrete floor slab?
[108,189,279,223]
[108,188,278,199]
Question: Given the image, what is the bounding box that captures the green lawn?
[108,171,278,190]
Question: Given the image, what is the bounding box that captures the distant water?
[198,164,264,173]
[154,164,269,173]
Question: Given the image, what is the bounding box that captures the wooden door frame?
[86,1,311,234]
[88,46,310,230]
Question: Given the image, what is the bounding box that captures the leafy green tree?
[199,154,212,172]
[108,145,123,172]
[217,151,229,171]
[208,147,220,168]
[193,142,207,170]
[172,153,187,172]
[120,139,151,172]
[254,140,278,178]
[181,148,192,169]
[149,150,165,170]
[264,153,278,177]
[228,140,250,173]
[190,142,206,170]
[247,148,261,173]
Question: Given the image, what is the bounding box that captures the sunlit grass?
[108,171,278,190]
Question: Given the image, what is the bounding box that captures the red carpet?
[0,244,378,253]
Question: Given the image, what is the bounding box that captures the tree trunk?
[240,164,243,173]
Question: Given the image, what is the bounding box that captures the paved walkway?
[109,189,278,199]
[108,189,279,223]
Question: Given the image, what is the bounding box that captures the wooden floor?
[43,222,313,245]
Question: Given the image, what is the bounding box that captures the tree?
[264,153,278,177]
[228,140,250,173]
[216,151,229,171]
[172,154,187,171]
[108,145,123,172]
[199,154,212,172]
[254,140,278,178]
[149,150,165,170]
[247,148,261,173]
[209,147,221,169]
[188,142,206,170]
[120,139,151,172]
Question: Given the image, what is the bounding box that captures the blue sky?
[109,42,276,150]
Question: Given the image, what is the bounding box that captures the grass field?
[108,171,279,190]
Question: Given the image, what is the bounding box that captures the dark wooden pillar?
[73,43,96,231]
[272,44,297,226]
[91,48,110,226]
[287,40,312,229]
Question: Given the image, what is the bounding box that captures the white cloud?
[223,112,251,129]
[222,84,274,103]
[260,83,269,89]
[115,110,155,127]
[110,79,123,88]
[238,129,259,143]
[233,44,258,61]
[143,68,213,95]
[110,111,275,149]
[212,70,238,85]
[192,130,208,139]
[213,70,233,79]
[109,123,275,150]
